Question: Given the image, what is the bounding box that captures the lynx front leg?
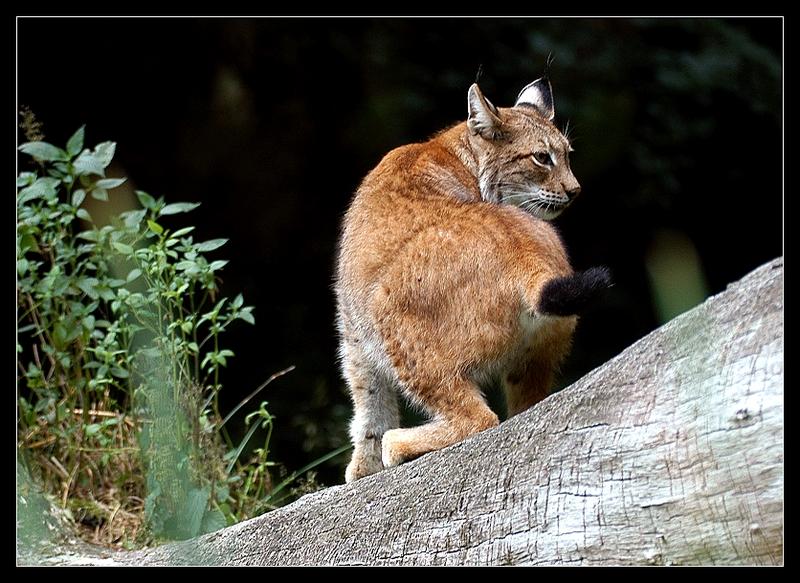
[382,377,499,468]
[343,350,400,482]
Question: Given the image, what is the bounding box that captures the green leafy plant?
[16,124,320,546]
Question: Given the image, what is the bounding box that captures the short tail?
[537,266,612,316]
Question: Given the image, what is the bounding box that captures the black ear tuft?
[538,266,612,316]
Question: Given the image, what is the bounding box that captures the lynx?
[335,78,610,482]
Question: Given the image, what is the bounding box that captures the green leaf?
[98,286,115,301]
[121,208,147,229]
[73,151,105,176]
[238,309,255,325]
[176,260,201,274]
[17,258,29,275]
[208,260,228,271]
[182,488,211,539]
[200,509,227,535]
[159,202,201,216]
[111,241,134,255]
[232,293,244,309]
[126,268,142,282]
[195,238,228,252]
[16,172,36,188]
[170,226,195,238]
[90,188,109,201]
[147,220,163,235]
[71,189,86,207]
[53,162,70,175]
[77,277,100,299]
[95,177,126,190]
[18,232,40,254]
[19,141,68,161]
[76,208,92,222]
[77,230,100,242]
[94,141,116,168]
[135,190,156,210]
[110,367,129,379]
[84,423,101,436]
[215,486,230,504]
[18,177,59,203]
[52,322,68,348]
[66,125,85,156]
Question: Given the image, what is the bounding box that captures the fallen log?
[24,257,784,566]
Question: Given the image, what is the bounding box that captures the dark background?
[17,17,783,488]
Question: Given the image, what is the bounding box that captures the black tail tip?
[538,266,612,316]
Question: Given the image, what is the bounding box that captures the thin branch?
[217,365,295,431]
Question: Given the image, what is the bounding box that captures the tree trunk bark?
[24,258,784,566]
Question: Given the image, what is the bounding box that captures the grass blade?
[262,443,353,508]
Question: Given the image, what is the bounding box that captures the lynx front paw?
[345,451,384,483]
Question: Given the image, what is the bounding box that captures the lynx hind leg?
[504,317,576,416]
[343,349,400,482]
[382,376,499,468]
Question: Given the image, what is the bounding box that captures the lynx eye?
[532,151,553,167]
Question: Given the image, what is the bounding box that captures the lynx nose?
[565,185,581,201]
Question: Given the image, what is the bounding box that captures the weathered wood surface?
[27,258,784,566]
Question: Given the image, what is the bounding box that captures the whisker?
[501,190,544,202]
[562,119,573,142]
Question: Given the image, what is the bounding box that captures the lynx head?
[465,79,580,220]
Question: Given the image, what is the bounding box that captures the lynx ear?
[515,77,555,121]
[467,83,502,139]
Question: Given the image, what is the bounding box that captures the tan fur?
[336,81,582,482]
